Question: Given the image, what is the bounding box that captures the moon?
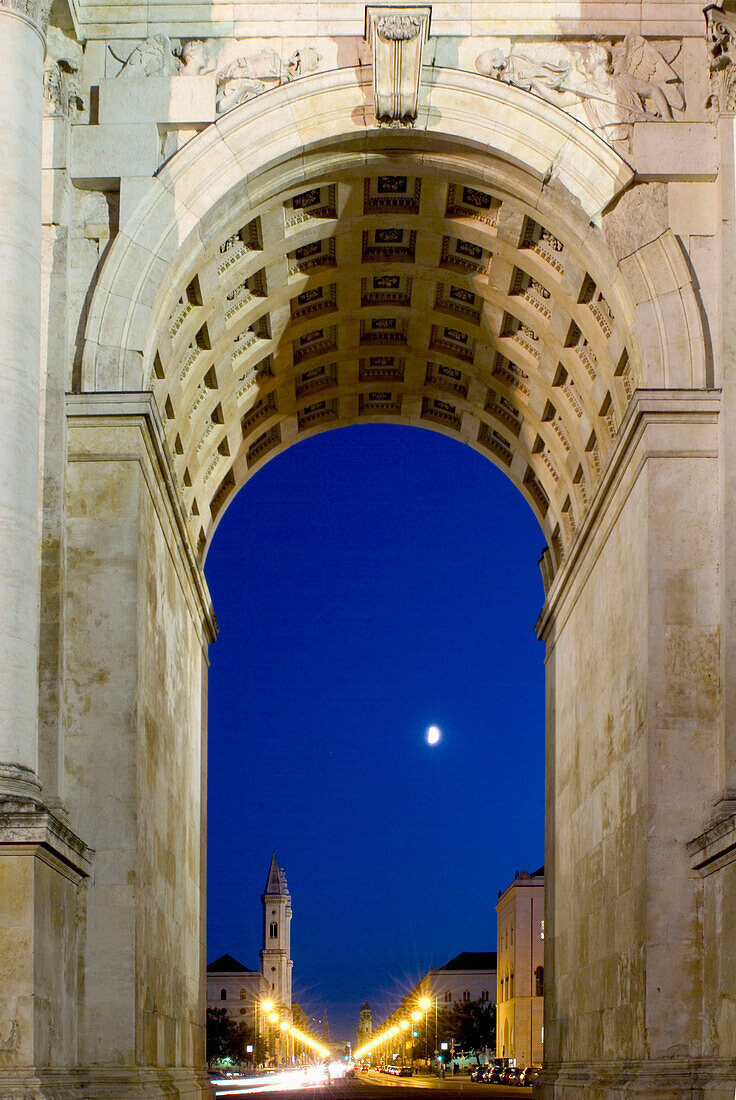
[426,725,441,746]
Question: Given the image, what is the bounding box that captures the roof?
[441,951,498,971]
[264,851,289,895]
[207,954,253,973]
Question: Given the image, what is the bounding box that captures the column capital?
[0,0,51,40]
[705,4,736,114]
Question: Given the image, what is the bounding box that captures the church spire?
[261,853,293,1012]
[264,852,289,895]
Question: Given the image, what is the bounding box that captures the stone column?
[0,0,48,802]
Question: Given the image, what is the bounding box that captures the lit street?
[211,1072,531,1099]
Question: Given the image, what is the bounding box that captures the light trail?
[213,1063,351,1095]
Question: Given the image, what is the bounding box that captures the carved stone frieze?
[476,35,684,147]
[366,5,431,124]
[705,5,736,112]
[110,35,217,80]
[0,0,51,35]
[215,46,322,114]
[110,34,180,78]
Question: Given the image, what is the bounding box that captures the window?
[510,974,515,998]
[463,990,471,1003]
[535,966,544,998]
[481,989,489,1002]
[269,922,278,938]
[444,990,452,1002]
[240,988,246,1000]
[220,989,227,1000]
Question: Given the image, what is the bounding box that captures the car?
[398,1066,413,1076]
[469,1065,485,1082]
[501,1067,522,1084]
[521,1066,541,1085]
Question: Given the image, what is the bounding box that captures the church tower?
[260,853,293,1009]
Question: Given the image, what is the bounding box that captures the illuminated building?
[260,853,293,1009]
[357,1003,373,1047]
[496,868,544,1068]
[206,853,294,1059]
[206,954,266,1031]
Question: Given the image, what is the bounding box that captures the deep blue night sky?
[205,424,546,1040]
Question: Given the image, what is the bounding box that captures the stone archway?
[65,67,724,1099]
[1,33,731,1099]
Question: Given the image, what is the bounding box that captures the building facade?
[206,954,266,1031]
[206,854,293,1060]
[376,951,497,1061]
[2,1,736,1097]
[357,1003,372,1049]
[496,869,544,1068]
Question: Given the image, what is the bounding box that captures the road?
[212,1071,531,1099]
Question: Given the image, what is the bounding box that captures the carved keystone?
[365,5,431,124]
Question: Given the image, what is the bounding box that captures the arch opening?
[203,422,547,1036]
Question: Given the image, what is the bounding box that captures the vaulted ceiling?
[151,161,635,581]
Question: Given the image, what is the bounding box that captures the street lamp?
[400,1019,410,1066]
[411,1011,421,1066]
[418,997,431,1065]
[268,1011,279,1065]
[257,999,275,1067]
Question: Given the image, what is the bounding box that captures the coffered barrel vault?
[83,68,693,587]
[152,164,636,577]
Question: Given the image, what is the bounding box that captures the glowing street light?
[418,997,432,1064]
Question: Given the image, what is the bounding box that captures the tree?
[444,1000,496,1061]
[206,1007,254,1065]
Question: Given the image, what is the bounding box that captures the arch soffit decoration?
[81,66,708,577]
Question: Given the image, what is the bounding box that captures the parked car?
[469,1065,486,1082]
[501,1066,524,1084]
[521,1066,541,1085]
[398,1066,413,1077]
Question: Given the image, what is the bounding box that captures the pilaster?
[0,802,92,1100]
[62,393,213,1096]
[538,389,729,1098]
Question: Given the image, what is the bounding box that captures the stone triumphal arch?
[1,0,736,1096]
